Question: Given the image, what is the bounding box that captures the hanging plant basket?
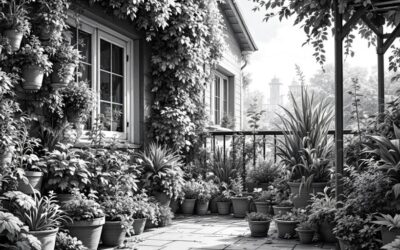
[22,65,45,91]
[50,62,76,89]
[3,29,23,51]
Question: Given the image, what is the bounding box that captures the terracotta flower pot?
[4,29,23,51]
[153,191,171,207]
[275,220,299,239]
[30,228,58,250]
[319,221,336,243]
[17,171,44,194]
[50,62,76,89]
[272,206,293,216]
[101,221,126,247]
[288,182,328,208]
[65,217,105,250]
[248,220,271,237]
[381,227,400,245]
[296,228,314,244]
[255,201,270,214]
[181,199,196,214]
[217,201,231,215]
[231,197,250,218]
[22,65,45,91]
[196,200,209,215]
[133,218,147,235]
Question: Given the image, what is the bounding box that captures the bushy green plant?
[100,194,133,230]
[17,36,52,73]
[130,193,157,223]
[373,214,400,231]
[247,212,271,222]
[51,42,82,82]
[182,179,201,199]
[194,179,219,202]
[210,147,241,184]
[135,143,184,200]
[246,160,281,185]
[275,208,307,222]
[0,0,31,34]
[55,231,87,250]
[308,187,336,225]
[254,189,274,202]
[62,192,104,222]
[158,205,174,226]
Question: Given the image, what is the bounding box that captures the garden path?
[102,215,337,250]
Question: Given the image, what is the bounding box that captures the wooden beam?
[381,23,400,53]
[342,8,367,40]
[361,15,383,37]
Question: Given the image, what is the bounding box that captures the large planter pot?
[272,206,293,216]
[17,171,43,194]
[209,197,219,214]
[319,221,336,243]
[181,199,196,215]
[338,238,352,250]
[248,220,271,237]
[56,193,75,205]
[101,221,126,247]
[133,218,147,235]
[381,227,400,245]
[4,29,23,51]
[288,182,329,208]
[170,199,180,214]
[254,202,270,214]
[295,228,314,244]
[217,201,231,215]
[22,65,45,91]
[65,217,105,250]
[30,228,58,250]
[50,62,76,89]
[196,200,209,215]
[153,191,171,207]
[275,220,299,239]
[231,197,250,218]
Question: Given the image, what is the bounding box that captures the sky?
[236,1,382,99]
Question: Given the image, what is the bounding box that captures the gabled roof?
[220,0,258,52]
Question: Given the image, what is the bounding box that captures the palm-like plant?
[373,214,400,231]
[276,88,334,181]
[210,147,241,184]
[135,143,184,199]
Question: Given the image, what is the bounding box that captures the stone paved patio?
[123,215,337,250]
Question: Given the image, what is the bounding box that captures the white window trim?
[67,15,134,141]
[212,72,229,126]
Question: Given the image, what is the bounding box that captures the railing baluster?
[274,135,277,163]
[232,134,236,163]
[242,135,246,189]
[253,133,256,167]
[263,135,266,160]
[223,135,226,166]
[212,134,216,166]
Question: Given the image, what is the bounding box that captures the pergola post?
[377,27,385,115]
[334,0,344,205]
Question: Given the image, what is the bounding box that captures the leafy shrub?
[247,212,271,222]
[182,179,201,199]
[55,231,87,250]
[308,188,336,225]
[100,194,134,230]
[210,147,241,184]
[159,205,174,226]
[17,36,52,73]
[275,209,307,222]
[246,160,281,185]
[62,192,104,222]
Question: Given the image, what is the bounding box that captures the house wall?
[205,6,243,130]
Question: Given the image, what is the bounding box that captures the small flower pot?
[272,206,293,216]
[288,182,328,208]
[65,217,105,250]
[217,201,231,215]
[248,220,271,237]
[30,228,58,250]
[381,226,400,245]
[231,197,250,218]
[17,171,44,194]
[255,201,270,214]
[101,221,126,247]
[181,199,196,214]
[4,29,23,51]
[133,218,147,235]
[22,65,45,91]
[275,220,299,239]
[196,200,209,215]
[319,221,336,243]
[153,191,171,207]
[338,238,352,250]
[50,62,76,89]
[295,228,314,244]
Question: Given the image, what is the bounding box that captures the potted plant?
[254,188,274,214]
[131,193,155,235]
[0,0,31,51]
[208,180,221,214]
[63,192,105,250]
[195,179,216,215]
[272,200,293,216]
[0,211,41,250]
[50,42,81,89]
[373,214,400,245]
[55,231,87,250]
[182,179,200,215]
[247,212,272,237]
[246,160,281,190]
[2,191,70,250]
[308,188,336,243]
[216,184,232,215]
[159,205,174,227]
[44,143,91,204]
[17,36,52,91]
[135,143,184,207]
[100,194,133,247]
[295,221,315,244]
[274,209,306,239]
[229,176,251,218]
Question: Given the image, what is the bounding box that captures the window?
[212,73,229,125]
[69,17,133,140]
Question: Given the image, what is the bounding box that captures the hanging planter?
[50,43,81,89]
[21,65,45,91]
[4,29,24,51]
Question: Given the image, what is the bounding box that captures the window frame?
[212,72,229,126]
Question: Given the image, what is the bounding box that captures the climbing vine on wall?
[90,0,226,154]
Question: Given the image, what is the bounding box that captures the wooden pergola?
[334,0,400,201]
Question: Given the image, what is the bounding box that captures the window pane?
[100,102,111,131]
[78,31,91,63]
[112,45,123,75]
[112,75,123,104]
[78,63,92,85]
[112,104,123,132]
[223,79,228,115]
[100,40,111,71]
[100,72,111,101]
[214,76,221,124]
